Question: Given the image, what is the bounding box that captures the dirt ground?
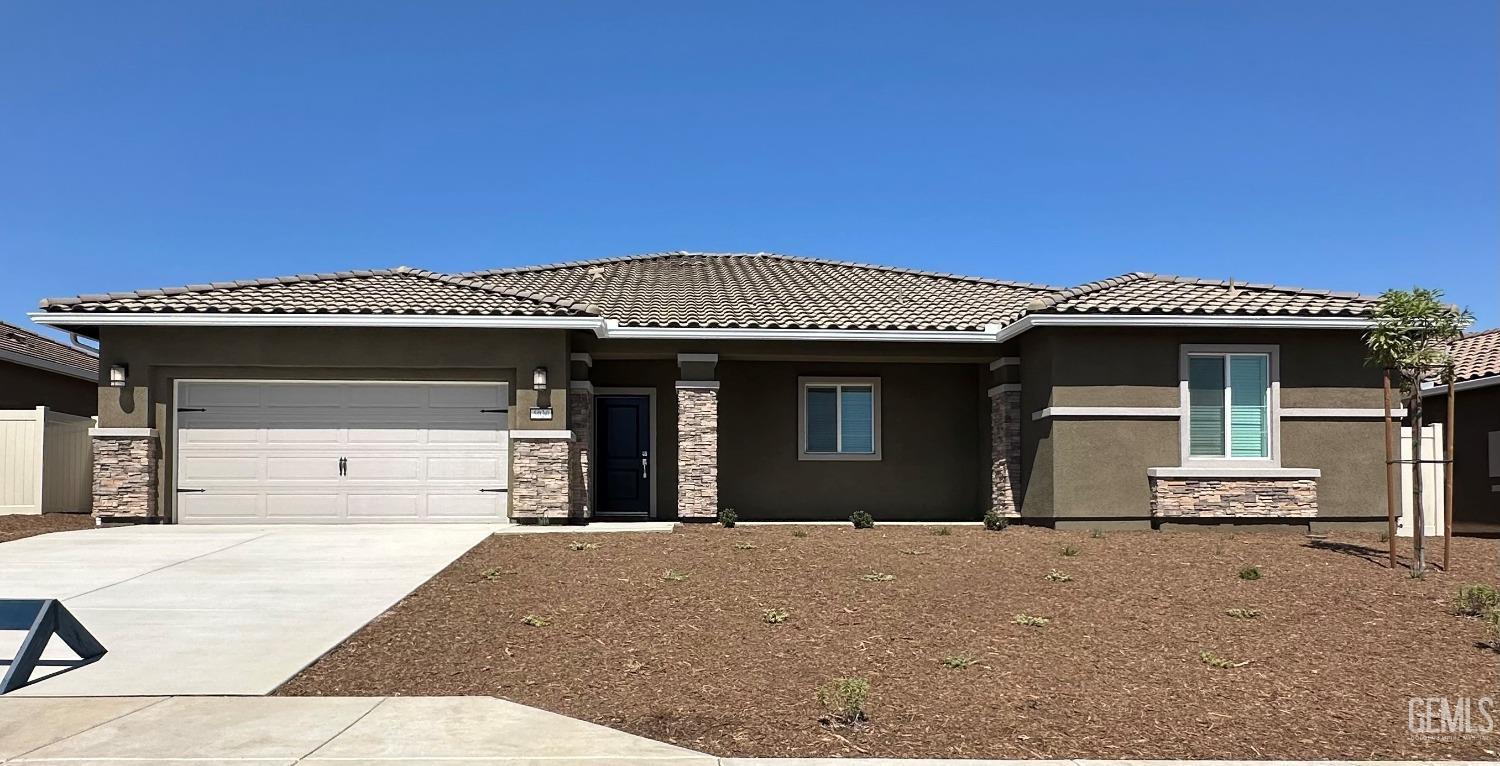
[0,512,93,543]
[280,524,1500,759]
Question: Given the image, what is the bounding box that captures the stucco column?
[91,428,160,521]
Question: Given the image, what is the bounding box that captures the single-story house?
[1422,328,1499,534]
[31,252,1391,529]
[0,322,97,415]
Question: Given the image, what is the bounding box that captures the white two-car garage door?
[175,381,509,524]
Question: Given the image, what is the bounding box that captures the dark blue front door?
[596,395,651,518]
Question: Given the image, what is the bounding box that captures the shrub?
[661,569,689,582]
[942,655,976,669]
[860,572,896,582]
[718,507,738,528]
[930,526,952,536]
[983,510,1009,531]
[1454,584,1500,617]
[762,607,790,624]
[1060,545,1080,557]
[1225,608,1262,619]
[520,614,550,627]
[1238,565,1262,581]
[1199,650,1248,669]
[816,677,870,725]
[1045,569,1072,583]
[1012,613,1050,627]
[566,541,600,551]
[850,511,875,529]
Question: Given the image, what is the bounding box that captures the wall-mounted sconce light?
[108,364,128,387]
[532,366,549,391]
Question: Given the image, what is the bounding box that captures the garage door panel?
[347,494,422,518]
[179,493,261,519]
[177,381,510,524]
[426,456,505,481]
[263,493,344,520]
[428,493,505,518]
[179,456,262,482]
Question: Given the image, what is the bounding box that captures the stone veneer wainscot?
[1149,476,1318,518]
[989,386,1022,517]
[511,434,572,520]
[676,384,718,520]
[92,429,159,520]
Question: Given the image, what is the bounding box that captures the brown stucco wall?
[718,360,986,521]
[94,326,571,521]
[1020,327,1388,522]
[0,360,97,416]
[1425,383,1500,526]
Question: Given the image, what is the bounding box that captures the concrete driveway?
[0,523,503,696]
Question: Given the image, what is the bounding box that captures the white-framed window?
[1179,345,1279,465]
[798,377,881,461]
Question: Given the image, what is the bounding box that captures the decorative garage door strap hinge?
[177,407,207,413]
[480,408,507,413]
[177,488,207,493]
[479,488,507,493]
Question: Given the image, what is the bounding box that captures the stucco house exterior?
[1423,328,1500,534]
[31,252,1391,529]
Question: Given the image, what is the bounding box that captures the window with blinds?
[800,379,880,459]
[1187,353,1270,459]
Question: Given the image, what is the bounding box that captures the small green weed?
[762,607,790,624]
[1045,569,1072,583]
[941,655,977,669]
[733,542,757,551]
[661,569,689,582]
[929,526,952,537]
[1454,584,1500,617]
[520,614,550,627]
[791,529,809,538]
[1238,565,1262,581]
[900,548,926,556]
[860,572,896,582]
[1090,528,1105,539]
[1012,613,1050,627]
[1199,650,1249,669]
[816,677,870,725]
[1060,545,1080,557]
[479,567,513,581]
[1225,607,1262,619]
[566,541,600,551]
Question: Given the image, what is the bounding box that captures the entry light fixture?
[108,364,128,387]
[532,366,549,391]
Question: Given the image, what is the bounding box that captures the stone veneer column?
[510,432,573,521]
[676,382,719,521]
[567,385,593,518]
[91,428,159,521]
[989,384,1022,516]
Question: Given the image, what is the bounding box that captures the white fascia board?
[600,320,1000,343]
[1421,375,1500,396]
[0,348,97,381]
[995,314,1372,343]
[29,312,604,330]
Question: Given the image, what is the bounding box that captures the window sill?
[799,453,882,462]
[1148,466,1321,479]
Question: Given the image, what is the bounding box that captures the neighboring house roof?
[1027,272,1376,317]
[34,253,1377,336]
[0,321,97,379]
[1449,328,1500,383]
[38,267,594,316]
[467,252,1058,331]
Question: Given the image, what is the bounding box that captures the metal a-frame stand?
[0,599,106,694]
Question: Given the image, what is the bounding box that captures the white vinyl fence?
[1397,423,1445,538]
[0,407,94,515]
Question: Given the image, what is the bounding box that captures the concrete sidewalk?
[0,696,1486,766]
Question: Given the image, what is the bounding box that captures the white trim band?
[568,381,595,393]
[988,357,1021,370]
[1147,466,1321,479]
[510,429,575,440]
[90,427,156,437]
[675,380,721,390]
[677,353,719,363]
[569,352,593,367]
[1032,406,1181,421]
[1280,408,1407,418]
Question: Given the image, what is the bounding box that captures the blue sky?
[2,1,1495,336]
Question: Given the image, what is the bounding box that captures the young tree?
[1365,288,1472,573]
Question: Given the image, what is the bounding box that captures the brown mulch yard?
[280,524,1500,759]
[0,512,93,543]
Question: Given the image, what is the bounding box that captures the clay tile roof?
[1450,328,1500,383]
[39,267,595,317]
[1027,272,1378,317]
[465,252,1060,331]
[0,322,97,377]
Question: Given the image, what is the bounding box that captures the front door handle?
[640,451,648,479]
